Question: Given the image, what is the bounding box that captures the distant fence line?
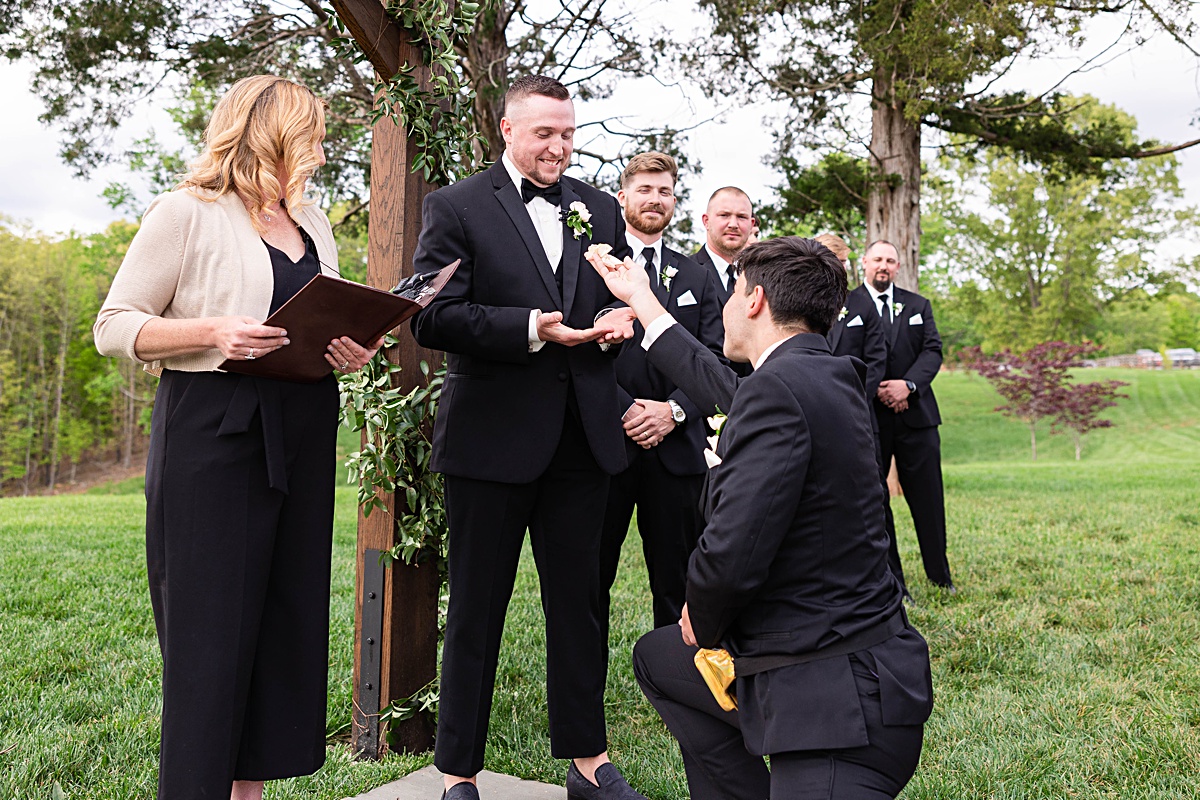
[1089,354,1197,369]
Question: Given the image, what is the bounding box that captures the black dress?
[144,228,340,798]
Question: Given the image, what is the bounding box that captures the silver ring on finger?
[340,360,350,371]
[246,348,256,360]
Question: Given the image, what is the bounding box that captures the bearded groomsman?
[853,240,955,592]
[600,152,726,643]
[412,75,648,800]
[694,187,757,377]
[816,233,907,596]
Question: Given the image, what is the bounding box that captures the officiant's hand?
[624,399,675,448]
[537,311,603,346]
[679,604,697,647]
[325,335,385,373]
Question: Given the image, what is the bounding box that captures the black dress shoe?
[566,762,648,800]
[441,782,480,800]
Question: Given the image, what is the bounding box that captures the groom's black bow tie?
[521,178,563,205]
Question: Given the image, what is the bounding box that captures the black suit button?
[558,371,568,381]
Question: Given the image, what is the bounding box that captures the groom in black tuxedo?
[412,75,646,800]
[586,237,932,799]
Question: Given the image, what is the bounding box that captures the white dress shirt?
[863,281,895,318]
[706,244,734,291]
[502,152,565,352]
[628,232,664,284]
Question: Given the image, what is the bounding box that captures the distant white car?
[1166,348,1199,368]
[1136,349,1163,368]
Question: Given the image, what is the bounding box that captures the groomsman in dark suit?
[817,233,908,595]
[600,152,725,640]
[411,75,647,800]
[586,237,932,800]
[854,240,955,591]
[693,187,757,377]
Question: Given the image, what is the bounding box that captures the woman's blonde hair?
[179,75,326,231]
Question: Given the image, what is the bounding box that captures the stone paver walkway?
[344,765,565,800]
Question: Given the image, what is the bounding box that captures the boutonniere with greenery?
[838,306,848,321]
[891,301,904,317]
[704,410,727,468]
[563,201,592,239]
[661,264,679,291]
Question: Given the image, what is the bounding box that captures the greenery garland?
[329,0,485,743]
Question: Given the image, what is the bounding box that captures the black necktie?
[521,178,562,205]
[642,247,658,285]
[880,296,893,335]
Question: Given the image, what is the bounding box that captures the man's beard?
[871,273,892,292]
[627,205,673,236]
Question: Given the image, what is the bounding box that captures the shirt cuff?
[640,314,678,352]
[528,309,545,353]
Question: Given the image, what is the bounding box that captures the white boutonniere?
[891,301,904,317]
[704,411,727,468]
[838,306,848,321]
[563,201,593,239]
[661,264,679,291]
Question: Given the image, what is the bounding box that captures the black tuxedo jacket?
[827,285,887,399]
[615,247,725,476]
[854,284,943,428]
[646,328,932,755]
[412,162,633,483]
[692,245,753,378]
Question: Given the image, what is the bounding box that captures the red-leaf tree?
[1052,378,1129,461]
[961,341,1126,461]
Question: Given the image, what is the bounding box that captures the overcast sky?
[1,11,1197,251]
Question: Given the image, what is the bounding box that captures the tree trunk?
[461,1,510,163]
[867,67,922,291]
[47,296,70,489]
[1030,422,1037,461]
[1074,433,1081,461]
[123,361,135,469]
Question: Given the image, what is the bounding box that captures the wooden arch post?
[330,0,443,759]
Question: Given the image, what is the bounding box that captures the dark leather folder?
[220,260,459,383]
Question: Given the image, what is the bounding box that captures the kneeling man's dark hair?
[736,237,848,335]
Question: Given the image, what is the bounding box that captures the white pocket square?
[846,315,863,327]
[908,313,923,325]
[676,290,697,307]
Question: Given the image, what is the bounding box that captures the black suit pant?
[436,408,610,777]
[877,413,953,586]
[145,370,338,800]
[600,448,703,634]
[632,626,924,800]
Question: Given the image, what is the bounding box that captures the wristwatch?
[904,380,917,394]
[667,399,687,425]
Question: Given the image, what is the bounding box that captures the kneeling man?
[588,237,933,800]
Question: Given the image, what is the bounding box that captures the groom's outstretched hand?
[537,311,602,346]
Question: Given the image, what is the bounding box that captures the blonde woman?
[94,75,381,800]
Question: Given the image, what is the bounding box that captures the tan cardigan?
[93,189,340,373]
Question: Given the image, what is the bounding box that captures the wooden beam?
[329,0,407,79]
[335,0,444,759]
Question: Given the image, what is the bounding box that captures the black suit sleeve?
[666,269,727,422]
[646,323,739,418]
[411,192,534,363]
[903,296,943,393]
[687,370,811,647]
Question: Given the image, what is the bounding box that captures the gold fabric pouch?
[693,647,737,711]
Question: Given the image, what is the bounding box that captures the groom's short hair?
[505,75,571,111]
[735,237,847,335]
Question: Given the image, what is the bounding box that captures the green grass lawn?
[2,368,1199,798]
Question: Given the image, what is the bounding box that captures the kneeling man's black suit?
[632,326,933,800]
